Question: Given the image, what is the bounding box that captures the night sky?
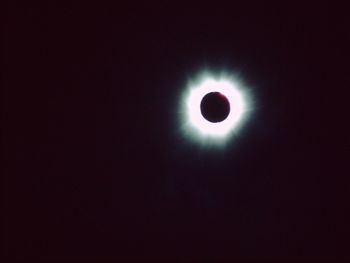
[4,2,347,262]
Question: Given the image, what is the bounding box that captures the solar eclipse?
[180,72,252,146]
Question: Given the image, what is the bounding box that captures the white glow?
[180,73,252,146]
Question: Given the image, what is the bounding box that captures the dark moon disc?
[200,92,230,123]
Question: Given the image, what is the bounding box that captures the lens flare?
[179,72,252,146]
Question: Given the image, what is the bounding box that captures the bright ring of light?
[184,77,248,141]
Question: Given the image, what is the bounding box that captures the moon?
[200,92,231,123]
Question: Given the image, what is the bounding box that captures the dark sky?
[4,2,347,262]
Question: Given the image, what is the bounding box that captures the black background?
[4,1,348,262]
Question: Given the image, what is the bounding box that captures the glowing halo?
[180,73,252,146]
